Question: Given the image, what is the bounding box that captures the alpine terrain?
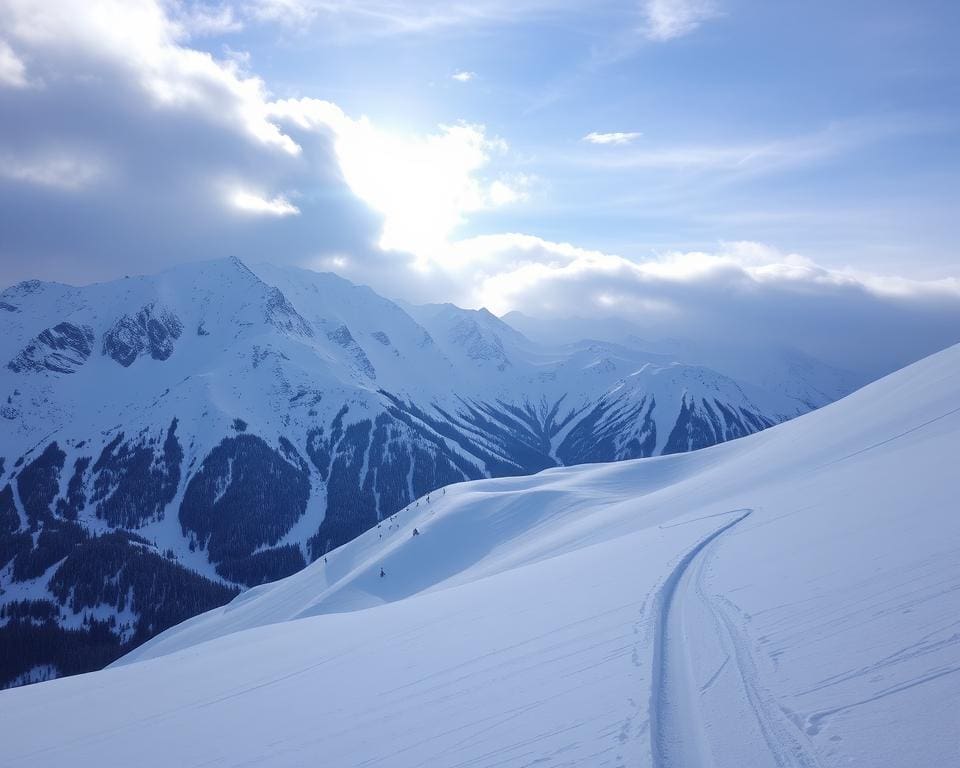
[0,257,859,687]
[0,330,956,767]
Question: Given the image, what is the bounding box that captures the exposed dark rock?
[328,325,376,379]
[102,304,183,366]
[8,322,95,374]
[265,287,313,337]
[450,317,511,370]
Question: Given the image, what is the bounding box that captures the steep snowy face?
[402,302,529,373]
[0,257,851,689]
[3,345,956,768]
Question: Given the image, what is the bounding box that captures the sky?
[0,0,958,375]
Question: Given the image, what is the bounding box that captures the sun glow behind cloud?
[270,98,522,259]
[336,121,497,255]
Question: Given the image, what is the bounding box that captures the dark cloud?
[431,236,960,378]
[0,1,383,285]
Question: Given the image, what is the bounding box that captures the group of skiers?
[380,528,420,578]
[369,486,448,578]
[323,488,447,579]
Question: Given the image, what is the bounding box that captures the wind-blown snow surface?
[2,345,958,767]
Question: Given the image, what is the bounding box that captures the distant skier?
[412,528,420,537]
[380,567,386,578]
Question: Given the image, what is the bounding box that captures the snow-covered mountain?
[0,257,856,687]
[1,341,956,767]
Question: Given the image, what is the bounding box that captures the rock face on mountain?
[102,304,183,366]
[8,322,95,374]
[0,257,858,688]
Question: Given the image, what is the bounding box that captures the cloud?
[172,3,244,37]
[230,189,300,216]
[568,118,944,185]
[245,0,317,26]
[387,235,960,377]
[268,98,521,256]
[1,0,955,385]
[582,131,642,145]
[452,70,475,82]
[0,153,103,190]
[0,39,29,88]
[0,0,382,285]
[641,0,718,41]
[242,0,576,36]
[2,0,299,155]
[0,0,532,288]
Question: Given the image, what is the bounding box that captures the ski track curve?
[648,508,820,768]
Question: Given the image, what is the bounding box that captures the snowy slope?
[2,343,956,767]
[0,257,850,689]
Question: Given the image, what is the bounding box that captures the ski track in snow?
[650,508,819,768]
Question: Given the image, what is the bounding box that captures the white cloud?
[172,3,244,37]
[1,0,954,381]
[488,178,527,206]
[244,0,317,25]
[230,189,300,216]
[1,0,299,155]
[452,70,475,82]
[0,0,384,286]
[642,0,718,41]
[0,153,102,189]
[242,0,571,36]
[379,234,960,376]
[458,236,960,314]
[572,119,927,179]
[268,98,522,256]
[583,131,643,145]
[0,39,29,88]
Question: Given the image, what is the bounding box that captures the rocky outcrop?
[8,323,95,375]
[102,304,183,366]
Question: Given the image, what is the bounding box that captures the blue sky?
[0,0,958,372]
[205,0,960,276]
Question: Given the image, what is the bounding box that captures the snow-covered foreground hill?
[2,344,957,767]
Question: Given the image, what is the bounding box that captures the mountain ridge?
[0,256,859,688]
[3,340,956,767]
